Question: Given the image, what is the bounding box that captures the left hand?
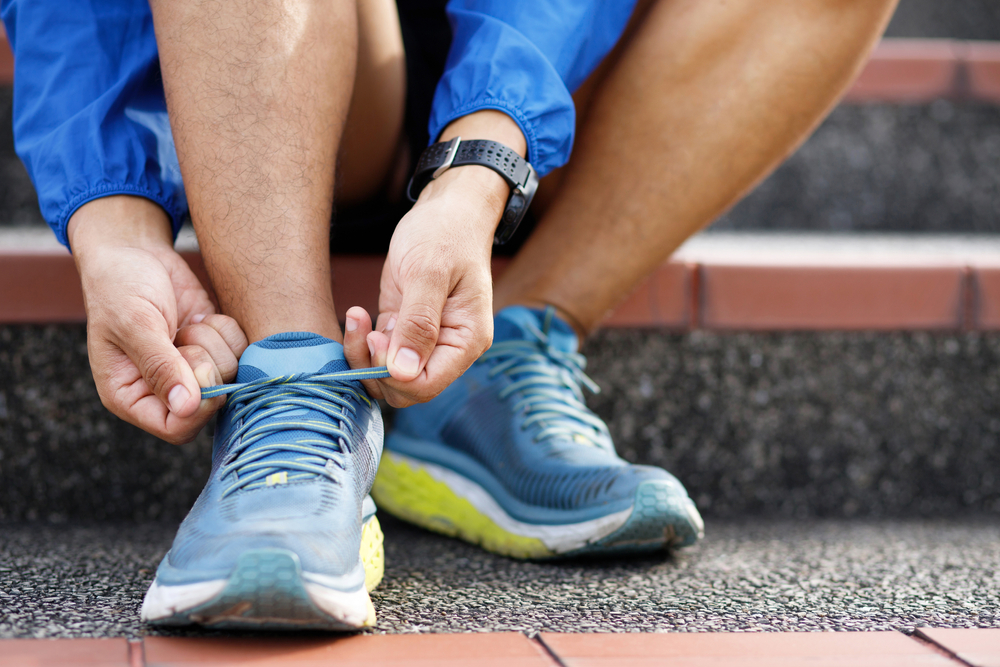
[342,165,504,407]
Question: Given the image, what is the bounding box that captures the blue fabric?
[1,0,186,249]
[1,0,635,249]
[433,0,638,175]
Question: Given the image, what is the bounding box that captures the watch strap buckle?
[431,136,461,180]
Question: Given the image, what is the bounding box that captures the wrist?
[416,110,530,239]
[439,109,527,158]
[69,196,175,266]
[417,164,509,222]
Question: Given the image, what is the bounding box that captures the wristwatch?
[407,137,539,245]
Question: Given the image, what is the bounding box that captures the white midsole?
[140,579,227,622]
[388,452,633,553]
[140,577,370,627]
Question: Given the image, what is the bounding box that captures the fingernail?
[385,316,397,333]
[193,363,214,389]
[168,384,191,413]
[345,317,358,333]
[367,339,375,358]
[191,313,206,324]
[393,347,420,376]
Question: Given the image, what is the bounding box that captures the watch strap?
[407,137,538,246]
[407,138,533,201]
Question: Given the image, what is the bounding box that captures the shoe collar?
[493,306,579,354]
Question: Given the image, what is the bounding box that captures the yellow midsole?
[371,452,555,559]
[358,514,383,627]
[360,514,384,593]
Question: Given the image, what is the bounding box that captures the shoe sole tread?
[145,515,383,630]
[373,451,703,560]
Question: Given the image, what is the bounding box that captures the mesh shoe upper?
[390,307,689,523]
[155,333,385,591]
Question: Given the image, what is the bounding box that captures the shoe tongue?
[237,332,349,382]
[230,332,352,488]
[493,306,578,353]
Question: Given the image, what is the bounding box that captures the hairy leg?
[150,0,379,343]
[493,0,899,335]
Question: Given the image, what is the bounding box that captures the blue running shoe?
[373,306,704,559]
[141,332,390,630]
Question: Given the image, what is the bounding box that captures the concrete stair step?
[2,233,1000,522]
[6,229,1000,330]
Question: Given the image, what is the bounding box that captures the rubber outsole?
[564,480,704,557]
[372,451,704,560]
[144,515,384,631]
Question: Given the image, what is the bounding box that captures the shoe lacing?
[201,366,390,497]
[481,308,609,448]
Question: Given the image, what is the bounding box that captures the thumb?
[386,270,449,382]
[124,325,202,418]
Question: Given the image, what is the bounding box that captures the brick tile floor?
[5,630,1000,666]
[919,628,1000,667]
[141,633,555,667]
[540,631,957,667]
[0,638,131,666]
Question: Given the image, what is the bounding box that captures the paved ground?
[713,102,1000,235]
[885,0,1000,40]
[6,325,1000,523]
[1,517,997,639]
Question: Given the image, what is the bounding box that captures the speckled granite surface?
[884,0,1000,40]
[1,517,997,638]
[0,326,213,523]
[2,325,999,523]
[712,103,1000,235]
[585,329,1000,519]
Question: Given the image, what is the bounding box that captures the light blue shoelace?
[201,367,391,497]
[481,309,609,447]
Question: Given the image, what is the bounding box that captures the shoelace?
[481,309,609,448]
[201,366,391,497]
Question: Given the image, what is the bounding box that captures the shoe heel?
[175,549,368,630]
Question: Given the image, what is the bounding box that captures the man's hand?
[341,110,528,406]
[342,165,501,407]
[69,196,248,444]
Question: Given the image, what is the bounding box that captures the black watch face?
[505,193,525,223]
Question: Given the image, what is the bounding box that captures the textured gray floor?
[6,326,1000,523]
[713,103,1000,235]
[885,0,1000,41]
[1,517,998,638]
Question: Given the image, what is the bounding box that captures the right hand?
[69,196,248,444]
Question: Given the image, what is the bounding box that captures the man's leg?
[493,0,899,334]
[373,0,899,559]
[140,0,406,630]
[150,0,361,343]
[337,0,407,204]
